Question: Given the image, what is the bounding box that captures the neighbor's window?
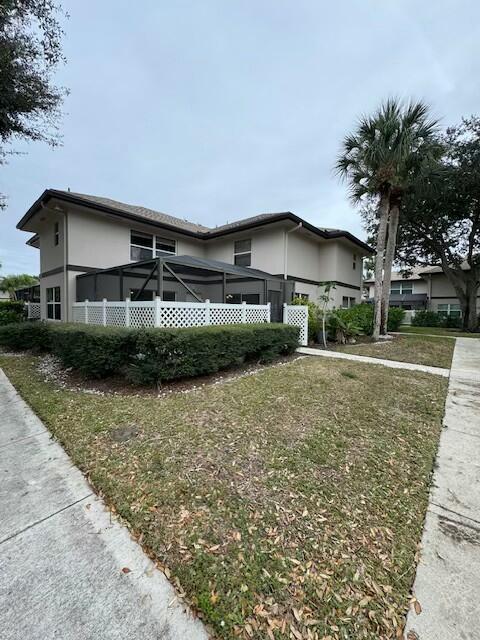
[390,281,413,295]
[54,222,59,246]
[342,296,356,309]
[296,293,309,301]
[234,239,251,267]
[130,231,176,261]
[352,253,357,270]
[46,286,61,320]
[438,303,462,318]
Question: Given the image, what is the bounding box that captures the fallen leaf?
[414,600,422,615]
[121,567,131,574]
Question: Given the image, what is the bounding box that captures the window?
[342,296,356,309]
[352,254,357,270]
[438,303,462,318]
[54,222,59,246]
[234,239,251,267]
[225,293,260,304]
[390,281,413,295]
[46,286,61,320]
[155,236,176,256]
[130,231,176,261]
[296,293,309,301]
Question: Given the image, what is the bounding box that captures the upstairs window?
[54,222,59,246]
[234,239,251,267]
[390,282,413,295]
[130,231,176,261]
[155,236,176,256]
[46,286,61,320]
[352,253,357,270]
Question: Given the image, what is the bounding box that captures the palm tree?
[0,274,38,299]
[336,99,439,339]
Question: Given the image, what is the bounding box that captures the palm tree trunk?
[380,203,400,334]
[373,192,390,340]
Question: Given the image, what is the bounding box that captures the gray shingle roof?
[60,191,211,233]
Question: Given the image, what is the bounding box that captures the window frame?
[130,230,176,261]
[390,281,413,295]
[54,221,59,246]
[233,238,252,267]
[352,253,357,270]
[438,303,462,318]
[46,286,61,320]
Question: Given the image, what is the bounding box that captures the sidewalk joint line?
[0,493,93,547]
[430,502,480,529]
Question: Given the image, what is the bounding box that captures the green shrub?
[411,310,441,327]
[49,324,137,378]
[440,314,462,329]
[126,323,299,385]
[0,321,51,351]
[327,312,363,344]
[335,303,374,335]
[386,307,405,331]
[0,300,25,325]
[0,321,299,384]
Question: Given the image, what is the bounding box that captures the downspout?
[63,211,69,322]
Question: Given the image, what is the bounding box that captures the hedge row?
[0,300,25,326]
[411,310,462,328]
[0,322,300,384]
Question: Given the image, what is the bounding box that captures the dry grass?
[334,334,454,369]
[0,353,448,639]
[398,325,480,338]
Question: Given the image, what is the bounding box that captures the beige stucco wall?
[366,279,429,298]
[205,224,286,274]
[37,210,65,273]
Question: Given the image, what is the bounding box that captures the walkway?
[404,338,480,639]
[297,346,450,377]
[0,370,207,640]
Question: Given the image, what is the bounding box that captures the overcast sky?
[1,0,479,275]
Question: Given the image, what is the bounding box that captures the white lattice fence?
[26,302,41,319]
[283,304,308,346]
[71,299,271,330]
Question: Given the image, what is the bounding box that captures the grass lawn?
[398,325,480,338]
[0,354,447,640]
[334,334,454,369]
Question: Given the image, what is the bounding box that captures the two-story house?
[364,266,471,320]
[17,189,373,322]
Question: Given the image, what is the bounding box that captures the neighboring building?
[0,289,9,300]
[17,189,373,322]
[364,266,475,319]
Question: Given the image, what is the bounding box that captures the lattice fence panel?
[129,304,155,328]
[245,306,269,324]
[87,306,104,326]
[210,306,243,325]
[106,305,126,327]
[160,305,207,327]
[284,305,308,346]
[27,303,41,319]
[72,305,86,323]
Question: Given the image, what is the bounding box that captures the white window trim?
[46,286,61,321]
[438,303,462,316]
[233,239,252,266]
[130,230,176,261]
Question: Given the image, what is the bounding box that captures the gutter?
[284,222,303,279]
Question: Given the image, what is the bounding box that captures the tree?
[392,118,480,331]
[336,99,439,339]
[0,273,38,298]
[0,0,67,206]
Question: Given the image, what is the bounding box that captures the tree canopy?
[0,272,38,297]
[0,0,67,206]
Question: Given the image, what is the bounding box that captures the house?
[363,266,474,319]
[17,189,373,322]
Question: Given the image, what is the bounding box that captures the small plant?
[411,310,441,327]
[327,312,363,344]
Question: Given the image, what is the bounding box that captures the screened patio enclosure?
[76,255,294,321]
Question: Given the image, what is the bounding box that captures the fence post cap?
[85,299,89,303]
[205,298,210,303]
[103,298,107,302]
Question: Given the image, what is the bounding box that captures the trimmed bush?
[0,300,25,325]
[411,310,441,327]
[0,320,51,351]
[126,323,300,385]
[0,321,299,384]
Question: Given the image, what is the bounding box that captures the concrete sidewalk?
[0,369,207,640]
[404,339,480,639]
[297,346,450,377]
